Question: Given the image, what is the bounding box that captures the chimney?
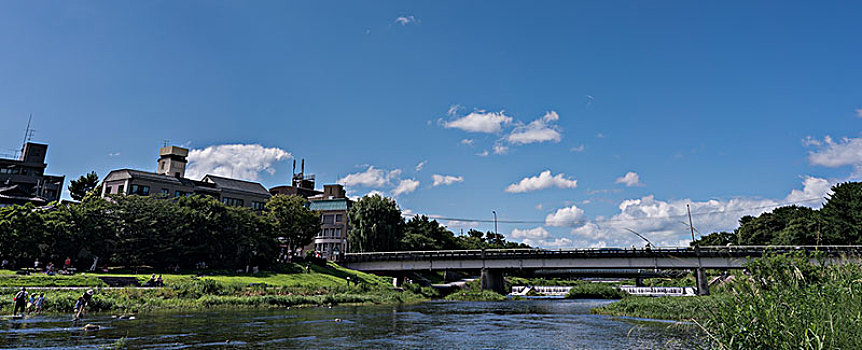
[157,146,189,178]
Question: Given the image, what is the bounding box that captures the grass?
[444,290,506,301]
[0,262,390,289]
[593,295,731,321]
[0,262,423,313]
[593,253,862,349]
[0,274,106,287]
[565,283,626,299]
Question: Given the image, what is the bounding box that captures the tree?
[68,171,99,201]
[266,195,320,257]
[821,182,862,244]
[401,215,457,250]
[347,194,403,252]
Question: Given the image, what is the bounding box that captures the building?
[101,146,271,209]
[268,162,352,261]
[268,159,322,199]
[0,142,64,207]
[307,184,352,261]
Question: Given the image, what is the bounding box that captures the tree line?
[0,192,319,270]
[347,194,529,252]
[693,182,862,246]
[1,172,527,269]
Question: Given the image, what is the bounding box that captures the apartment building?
[0,142,64,207]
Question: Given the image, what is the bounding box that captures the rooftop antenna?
[22,114,32,146]
[301,159,305,176]
[292,159,296,175]
[162,139,170,148]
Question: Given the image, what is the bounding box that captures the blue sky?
[2,1,861,248]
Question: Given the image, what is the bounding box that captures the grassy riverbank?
[1,262,437,313]
[1,262,387,288]
[592,253,862,349]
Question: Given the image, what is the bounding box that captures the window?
[323,215,334,224]
[252,201,265,210]
[221,197,244,207]
[0,168,20,174]
[175,191,191,197]
[161,188,169,195]
[130,184,150,195]
[105,186,112,194]
[117,185,124,195]
[335,228,342,238]
[335,214,343,222]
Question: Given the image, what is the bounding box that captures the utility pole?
[687,204,696,245]
[492,210,498,237]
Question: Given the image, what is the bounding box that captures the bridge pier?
[481,269,507,295]
[695,268,709,296]
[392,276,405,289]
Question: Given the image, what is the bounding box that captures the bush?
[565,283,625,299]
[444,290,506,301]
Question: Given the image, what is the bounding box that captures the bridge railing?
[342,246,862,263]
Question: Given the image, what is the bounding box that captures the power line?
[401,196,826,228]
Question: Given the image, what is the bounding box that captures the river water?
[1,299,697,349]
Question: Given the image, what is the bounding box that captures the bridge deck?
[342,246,862,272]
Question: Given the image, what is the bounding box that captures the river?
[1,299,697,349]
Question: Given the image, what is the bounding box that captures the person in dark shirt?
[74,290,94,320]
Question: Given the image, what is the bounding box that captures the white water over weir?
[617,286,696,297]
[511,286,573,296]
[510,285,696,297]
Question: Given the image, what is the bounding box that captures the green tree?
[68,171,99,201]
[401,215,457,250]
[266,195,320,257]
[821,182,862,244]
[347,194,403,252]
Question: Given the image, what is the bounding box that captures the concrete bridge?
[343,246,862,295]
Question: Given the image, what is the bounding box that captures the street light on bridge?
[492,210,498,237]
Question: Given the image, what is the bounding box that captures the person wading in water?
[74,290,94,320]
[12,287,28,316]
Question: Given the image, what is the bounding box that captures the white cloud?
[460,139,474,146]
[505,111,562,145]
[785,176,832,204]
[108,152,121,157]
[856,108,862,118]
[392,179,420,196]
[510,227,549,239]
[415,161,426,172]
[432,174,464,186]
[476,150,490,157]
[395,15,418,25]
[521,237,573,249]
[505,170,578,193]
[447,104,462,116]
[596,132,606,139]
[807,136,862,167]
[566,176,834,248]
[363,190,386,198]
[615,171,643,187]
[493,143,509,154]
[444,111,512,133]
[442,220,481,230]
[545,205,585,227]
[339,166,401,188]
[570,145,585,152]
[186,144,291,181]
